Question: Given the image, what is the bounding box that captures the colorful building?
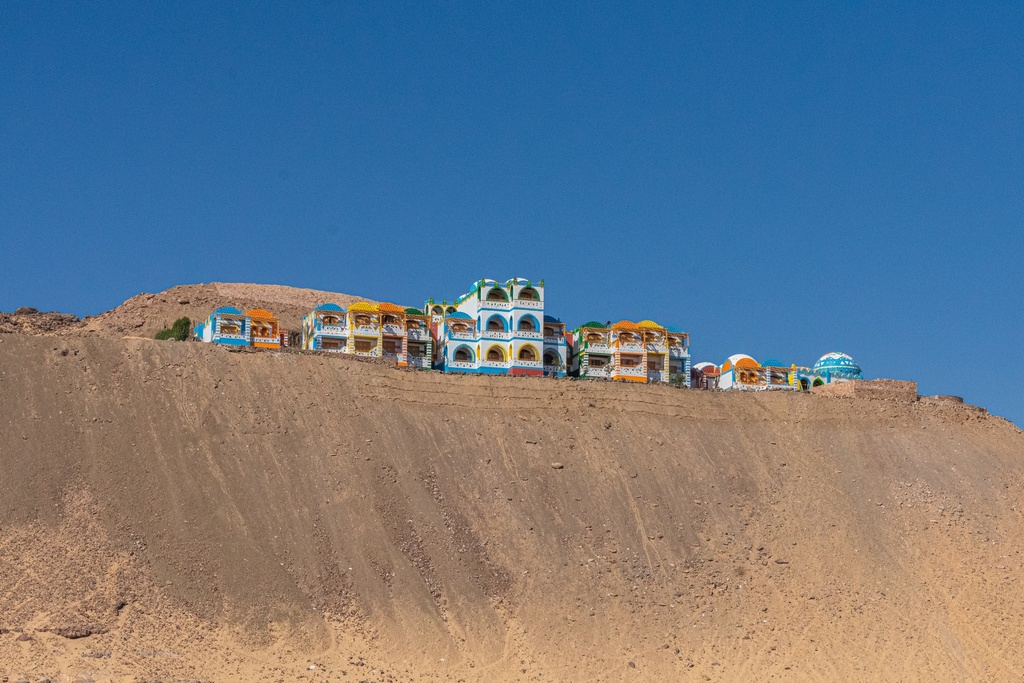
[300,301,433,368]
[703,352,864,391]
[194,306,250,346]
[570,319,690,385]
[302,303,347,351]
[247,308,281,349]
[427,278,565,376]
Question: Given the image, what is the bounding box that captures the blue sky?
[2,2,1021,425]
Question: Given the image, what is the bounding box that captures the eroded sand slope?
[1,334,1022,682]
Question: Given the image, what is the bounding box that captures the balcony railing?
[447,360,477,370]
[214,332,247,340]
[668,347,689,357]
[319,324,345,336]
[514,299,543,309]
[352,348,381,357]
[479,360,510,369]
[352,325,379,335]
[381,323,404,335]
[252,336,280,345]
[614,366,646,377]
[407,356,431,368]
[407,328,430,341]
[543,364,560,374]
[383,352,406,363]
[544,336,564,345]
[647,370,666,382]
[646,343,667,353]
[448,331,477,340]
[584,366,612,378]
[617,343,644,353]
[480,330,512,340]
[513,360,542,368]
[515,330,543,340]
[479,301,513,311]
[586,343,610,352]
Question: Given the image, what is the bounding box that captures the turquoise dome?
[813,352,862,377]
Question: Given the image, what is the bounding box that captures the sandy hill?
[1,306,1023,681]
[71,283,389,340]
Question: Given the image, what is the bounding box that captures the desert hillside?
[66,282,386,340]
[1,305,1023,681]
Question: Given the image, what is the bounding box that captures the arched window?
[518,317,536,332]
[586,332,602,343]
[431,306,443,316]
[543,350,558,366]
[221,323,239,335]
[487,316,506,331]
[445,307,456,314]
[382,315,399,325]
[454,347,473,362]
[812,378,825,387]
[451,323,468,333]
[355,315,371,326]
[323,315,339,325]
[486,287,509,302]
[518,346,537,361]
[544,326,555,337]
[518,287,539,301]
[487,346,505,361]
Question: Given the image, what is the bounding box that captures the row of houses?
[691,352,864,391]
[192,277,863,390]
[196,278,692,385]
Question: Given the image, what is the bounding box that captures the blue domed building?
[791,352,863,389]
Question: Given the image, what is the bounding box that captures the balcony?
[352,347,381,358]
[586,343,610,352]
[584,366,612,378]
[647,370,666,383]
[646,342,667,353]
[447,360,477,371]
[407,356,431,369]
[515,330,543,340]
[544,364,560,375]
[319,324,345,336]
[544,335,564,345]
[448,331,477,341]
[407,328,430,341]
[479,360,510,369]
[617,343,644,353]
[214,332,247,341]
[381,323,404,336]
[514,299,543,309]
[480,330,512,340]
[383,352,406,363]
[614,366,646,378]
[252,336,279,345]
[352,325,379,336]
[513,360,542,368]
[668,346,689,357]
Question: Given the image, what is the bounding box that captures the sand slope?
[0,332,1022,682]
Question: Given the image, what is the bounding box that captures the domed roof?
[637,320,663,330]
[447,311,472,320]
[693,362,718,372]
[246,308,276,319]
[348,301,378,312]
[721,354,759,372]
[814,352,861,375]
[579,321,605,329]
[213,306,244,316]
[611,320,638,330]
[761,358,786,368]
[315,303,345,312]
[377,302,406,313]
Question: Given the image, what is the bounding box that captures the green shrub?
[155,316,191,341]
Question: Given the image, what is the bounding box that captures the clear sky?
[2,2,1022,425]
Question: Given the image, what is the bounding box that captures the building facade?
[570,319,690,385]
[426,278,566,376]
[194,306,251,346]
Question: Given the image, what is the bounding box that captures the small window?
[518,318,536,332]
[354,339,374,353]
[544,351,558,366]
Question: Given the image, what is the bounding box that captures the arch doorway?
[487,346,506,362]
[518,346,537,362]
